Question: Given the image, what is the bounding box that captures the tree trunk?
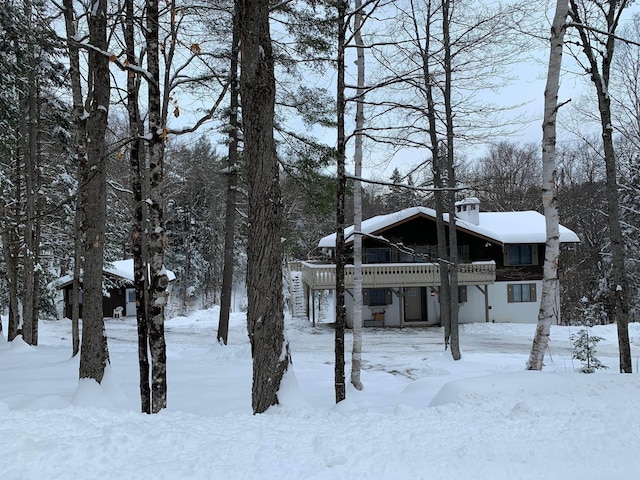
[146,0,169,412]
[416,1,450,344]
[62,0,87,357]
[3,7,25,343]
[22,0,39,345]
[2,225,20,342]
[79,0,110,383]
[334,0,347,404]
[350,0,365,391]
[218,6,240,346]
[527,0,568,370]
[442,0,460,360]
[239,0,291,414]
[433,148,450,344]
[124,0,151,413]
[569,0,632,372]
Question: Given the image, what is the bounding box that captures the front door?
[404,287,427,322]
[125,288,137,317]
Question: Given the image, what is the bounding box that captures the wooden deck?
[289,260,496,290]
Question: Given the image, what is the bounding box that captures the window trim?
[504,244,538,266]
[364,288,393,306]
[458,285,467,303]
[507,283,537,303]
[365,247,392,264]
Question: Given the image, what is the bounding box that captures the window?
[127,289,136,303]
[399,246,429,263]
[364,288,392,306]
[448,245,470,263]
[505,245,537,266]
[365,247,391,264]
[458,286,467,303]
[507,283,537,303]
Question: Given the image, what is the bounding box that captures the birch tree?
[350,0,365,391]
[527,0,569,371]
[121,0,152,413]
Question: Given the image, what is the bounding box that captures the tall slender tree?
[218,5,240,346]
[334,0,347,404]
[239,0,291,413]
[442,0,460,360]
[527,0,569,370]
[350,0,366,391]
[62,0,87,357]
[569,0,632,372]
[145,0,170,412]
[78,0,111,383]
[122,0,151,413]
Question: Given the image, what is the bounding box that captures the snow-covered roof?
[53,259,176,289]
[318,206,580,248]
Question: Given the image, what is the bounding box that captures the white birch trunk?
[527,0,568,370]
[350,0,365,391]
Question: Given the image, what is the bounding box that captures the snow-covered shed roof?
[318,206,580,248]
[53,259,176,289]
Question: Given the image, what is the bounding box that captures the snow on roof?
[53,259,176,289]
[318,206,580,248]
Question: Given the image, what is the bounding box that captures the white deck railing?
[290,260,496,290]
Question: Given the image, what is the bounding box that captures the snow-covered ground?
[2,310,640,479]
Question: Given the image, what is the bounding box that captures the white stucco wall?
[345,291,402,327]
[486,280,544,324]
[341,279,551,327]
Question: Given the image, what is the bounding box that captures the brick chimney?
[455,197,480,225]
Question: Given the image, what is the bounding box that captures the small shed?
[54,259,176,318]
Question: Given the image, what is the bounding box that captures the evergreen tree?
[571,298,608,373]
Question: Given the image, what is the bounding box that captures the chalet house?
[288,198,580,326]
[55,259,176,319]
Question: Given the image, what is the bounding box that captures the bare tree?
[239,0,291,413]
[61,0,87,357]
[442,0,460,360]
[144,0,171,413]
[568,0,632,372]
[334,0,348,404]
[350,0,366,391]
[527,0,569,371]
[218,6,240,346]
[470,142,542,212]
[120,0,152,413]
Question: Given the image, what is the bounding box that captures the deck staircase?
[289,270,307,318]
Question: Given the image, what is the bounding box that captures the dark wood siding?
[62,285,128,318]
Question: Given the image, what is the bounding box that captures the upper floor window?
[505,244,537,266]
[399,246,429,263]
[365,247,391,263]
